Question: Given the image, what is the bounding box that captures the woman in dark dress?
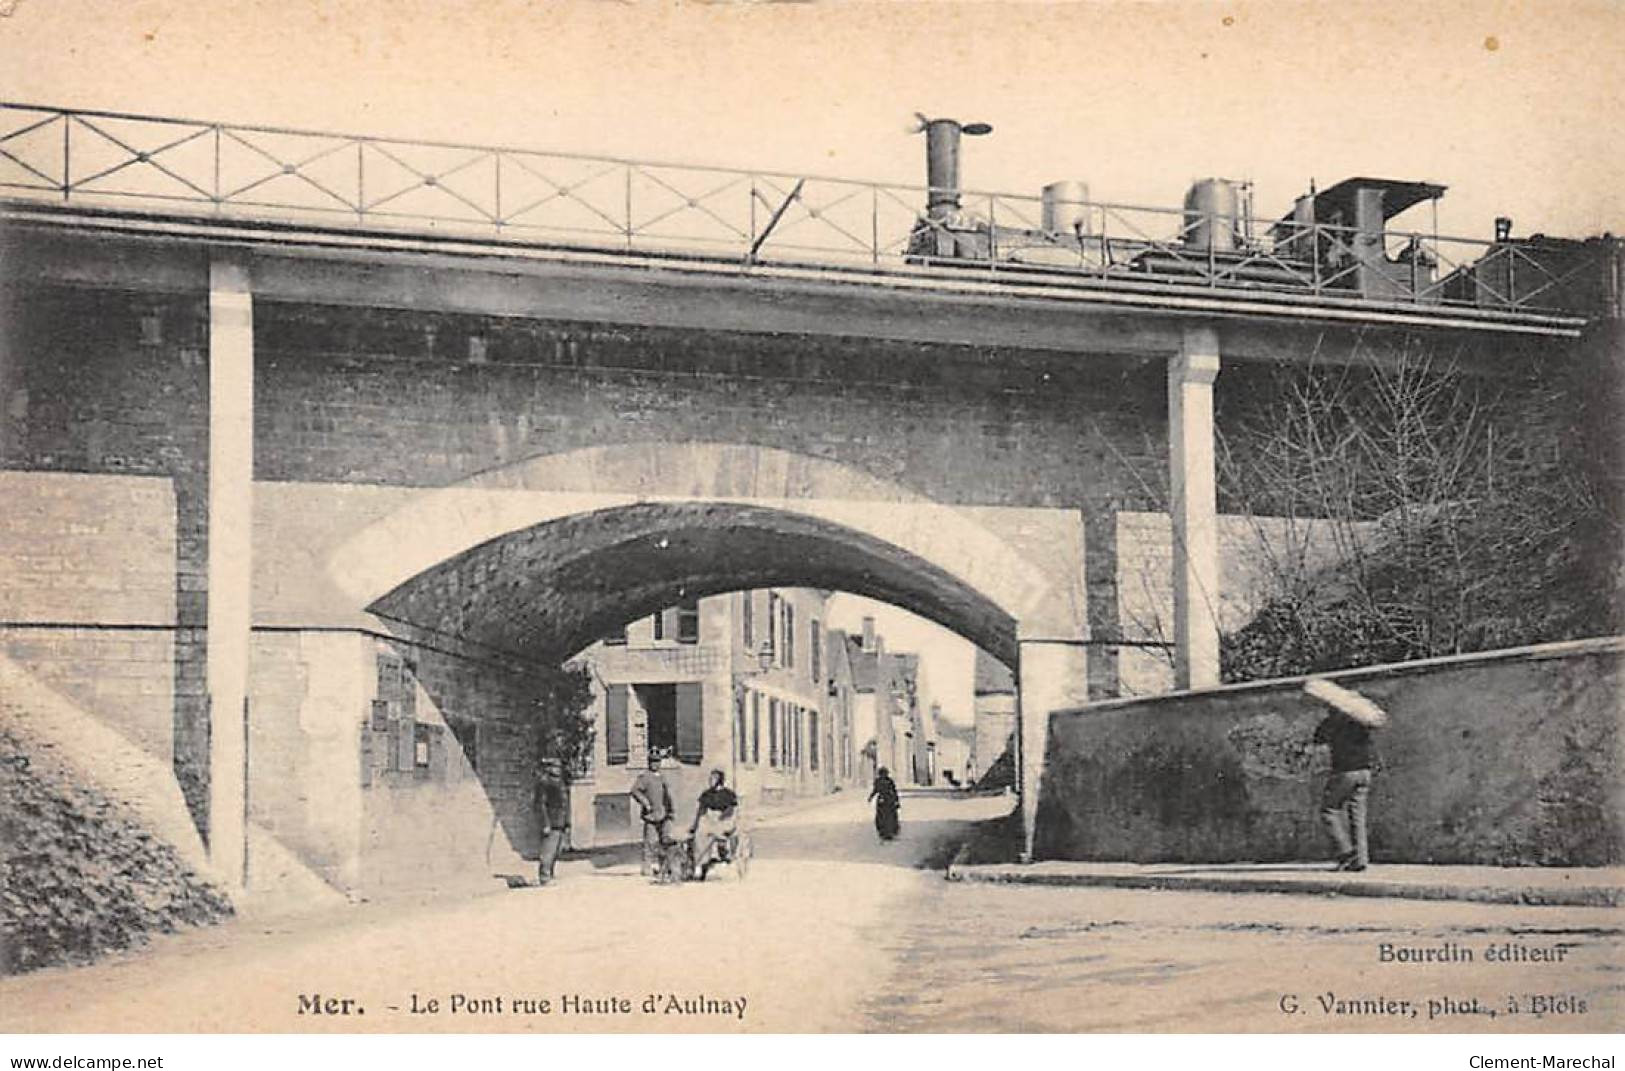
[869,766,900,842]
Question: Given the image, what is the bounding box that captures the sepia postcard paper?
[0,0,1621,1041]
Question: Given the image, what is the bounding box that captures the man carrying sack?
[1305,677,1389,873]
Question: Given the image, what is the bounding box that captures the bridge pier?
[206,259,254,889]
[1168,327,1222,690]
[1016,637,1089,862]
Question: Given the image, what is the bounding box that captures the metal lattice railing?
[0,102,1609,317]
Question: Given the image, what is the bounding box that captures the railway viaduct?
[0,105,1612,892]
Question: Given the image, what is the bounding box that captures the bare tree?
[1215,333,1613,680]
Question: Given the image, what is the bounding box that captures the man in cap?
[629,749,674,878]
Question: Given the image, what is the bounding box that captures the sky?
[4,0,1620,724]
[3,1,1621,238]
[825,594,976,728]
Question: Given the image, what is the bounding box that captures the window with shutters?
[809,710,819,771]
[676,597,700,644]
[734,689,747,762]
[811,619,821,683]
[784,604,796,669]
[751,692,761,766]
[606,684,630,765]
[767,592,780,663]
[652,610,666,641]
[742,592,754,648]
[674,682,703,765]
[768,698,780,766]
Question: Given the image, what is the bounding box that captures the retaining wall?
[1033,639,1625,866]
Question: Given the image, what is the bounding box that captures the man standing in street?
[1306,678,1387,873]
[630,749,674,878]
[533,758,570,886]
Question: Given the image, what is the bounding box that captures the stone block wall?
[248,304,1169,513]
[244,626,540,895]
[0,472,182,768]
[1,292,211,826]
[246,631,368,890]
[3,277,1601,869]
[2,285,1165,727]
[1033,639,1624,866]
[368,634,534,887]
[0,627,175,767]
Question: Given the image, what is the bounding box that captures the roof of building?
[974,649,1016,695]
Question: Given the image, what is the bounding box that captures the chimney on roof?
[861,616,876,652]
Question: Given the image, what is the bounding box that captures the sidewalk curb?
[945,865,1625,908]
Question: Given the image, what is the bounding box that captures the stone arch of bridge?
[367,499,1024,667]
[325,442,1090,855]
[327,442,1084,661]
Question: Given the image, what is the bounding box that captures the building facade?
[570,587,860,846]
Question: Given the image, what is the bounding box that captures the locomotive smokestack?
[914,114,992,221]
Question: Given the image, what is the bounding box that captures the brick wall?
[0,628,175,767]
[250,303,1161,698]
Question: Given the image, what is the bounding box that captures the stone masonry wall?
[2,287,1167,792]
[1033,640,1624,866]
[4,281,1592,850]
[0,471,181,771]
[245,626,539,895]
[365,633,535,891]
[1,292,211,830]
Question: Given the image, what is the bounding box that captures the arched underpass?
[362,502,1025,880]
[242,443,1089,893]
[368,501,1022,666]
